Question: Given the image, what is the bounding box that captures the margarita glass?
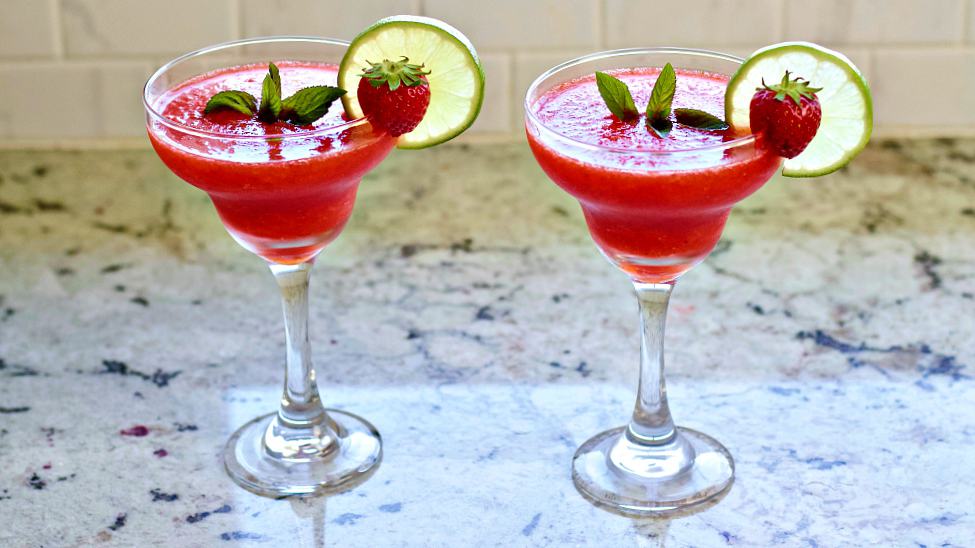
[144,37,394,497]
[526,48,782,514]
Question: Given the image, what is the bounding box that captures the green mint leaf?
[649,118,672,138]
[258,62,283,123]
[280,86,347,125]
[203,90,257,116]
[646,62,676,134]
[594,71,638,121]
[673,108,729,130]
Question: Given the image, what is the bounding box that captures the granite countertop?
[0,139,973,547]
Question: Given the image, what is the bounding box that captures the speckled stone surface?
[1,139,973,547]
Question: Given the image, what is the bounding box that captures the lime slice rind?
[339,16,485,150]
[725,42,873,178]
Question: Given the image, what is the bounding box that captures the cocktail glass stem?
[628,281,678,445]
[222,260,382,497]
[605,281,697,481]
[570,280,732,514]
[264,262,338,460]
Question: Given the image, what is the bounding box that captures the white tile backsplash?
[240,0,420,40]
[0,61,156,139]
[0,0,58,58]
[61,0,237,57]
[0,63,99,138]
[0,0,969,142]
[873,49,975,128]
[785,0,965,45]
[968,0,975,42]
[604,0,782,48]
[469,54,512,134]
[424,0,598,50]
[98,62,155,137]
[513,51,591,132]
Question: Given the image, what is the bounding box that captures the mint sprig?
[204,90,257,116]
[204,62,345,126]
[674,108,729,130]
[595,72,638,121]
[592,62,731,137]
[646,63,676,138]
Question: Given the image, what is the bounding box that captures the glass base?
[224,409,382,498]
[572,426,734,515]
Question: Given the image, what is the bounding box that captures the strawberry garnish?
[357,57,431,137]
[749,71,822,159]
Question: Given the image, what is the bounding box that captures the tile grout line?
[50,0,65,60]
[868,44,975,54]
[776,0,787,41]
[963,0,972,43]
[230,0,242,40]
[500,52,515,133]
[864,48,873,88]
[594,0,605,49]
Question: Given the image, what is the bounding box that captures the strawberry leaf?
[203,90,257,116]
[594,71,639,121]
[281,86,346,125]
[760,71,823,106]
[645,63,676,134]
[258,62,282,123]
[674,108,728,130]
[360,57,430,92]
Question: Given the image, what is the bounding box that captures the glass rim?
[524,47,758,155]
[143,36,369,141]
